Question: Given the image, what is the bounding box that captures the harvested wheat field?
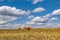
[0,28,60,40]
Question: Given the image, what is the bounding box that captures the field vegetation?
[0,28,60,40]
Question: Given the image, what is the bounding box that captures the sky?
[0,0,60,29]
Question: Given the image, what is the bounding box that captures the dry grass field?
[0,28,60,40]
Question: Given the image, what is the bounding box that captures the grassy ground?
[0,28,60,40]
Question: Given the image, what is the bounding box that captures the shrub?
[18,28,21,30]
[24,26,31,30]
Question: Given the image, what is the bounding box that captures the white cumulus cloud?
[0,23,21,29]
[52,9,60,15]
[0,6,31,17]
[32,0,44,4]
[32,7,45,13]
[31,16,48,23]
[0,15,17,25]
[28,15,35,19]
[0,6,31,25]
[50,17,58,21]
[25,14,59,28]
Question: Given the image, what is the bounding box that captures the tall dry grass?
[0,28,60,40]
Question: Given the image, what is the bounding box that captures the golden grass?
[0,28,60,40]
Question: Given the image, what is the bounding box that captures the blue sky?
[0,0,60,29]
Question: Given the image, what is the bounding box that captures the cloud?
[22,9,60,28]
[0,6,31,29]
[50,17,58,21]
[0,6,31,25]
[32,7,45,13]
[31,16,48,23]
[43,13,51,18]
[0,6,60,28]
[32,0,44,4]
[0,6,31,17]
[52,9,60,15]
[25,13,59,28]
[0,6,45,17]
[25,16,49,28]
[0,21,7,25]
[0,15,17,25]
[0,23,21,29]
[28,15,35,19]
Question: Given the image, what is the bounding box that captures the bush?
[24,26,31,30]
[18,28,21,30]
